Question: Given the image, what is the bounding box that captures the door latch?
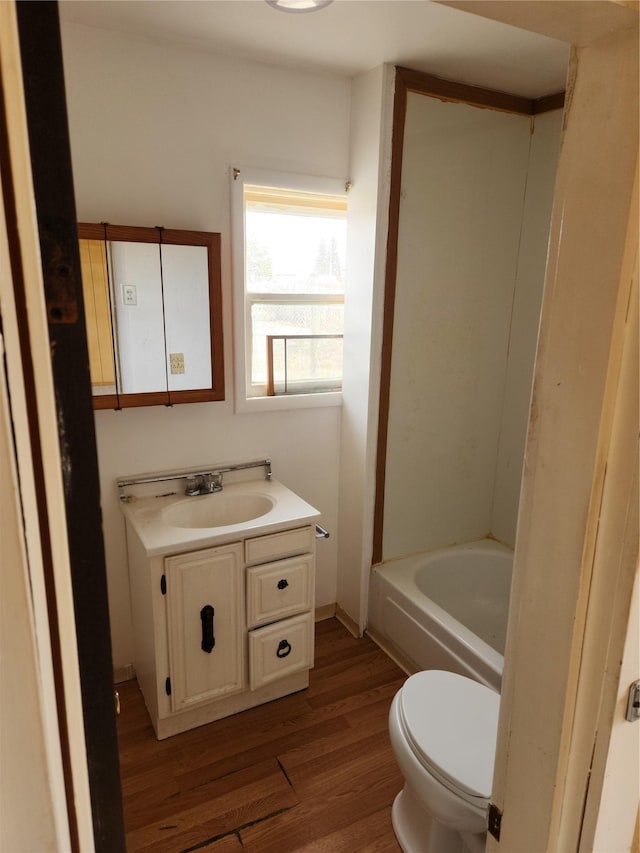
[625,679,640,722]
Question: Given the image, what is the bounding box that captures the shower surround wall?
[383,95,561,560]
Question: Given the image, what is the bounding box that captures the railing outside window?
[266,334,343,396]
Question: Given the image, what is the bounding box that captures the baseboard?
[315,603,336,622]
[335,604,361,638]
[114,663,136,684]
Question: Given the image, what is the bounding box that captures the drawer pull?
[277,578,289,590]
[276,639,292,659]
[200,604,215,653]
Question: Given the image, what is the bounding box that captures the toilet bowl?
[388,670,500,853]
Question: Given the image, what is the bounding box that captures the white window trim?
[230,165,346,414]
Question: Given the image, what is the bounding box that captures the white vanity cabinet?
[126,518,316,739]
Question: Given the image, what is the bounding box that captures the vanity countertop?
[120,478,320,557]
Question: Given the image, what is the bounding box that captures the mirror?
[78,223,224,409]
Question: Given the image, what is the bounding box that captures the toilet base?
[392,787,486,853]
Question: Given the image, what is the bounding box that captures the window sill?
[234,391,342,414]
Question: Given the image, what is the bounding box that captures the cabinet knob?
[277,578,289,590]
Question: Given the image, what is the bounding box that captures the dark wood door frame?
[15,3,126,850]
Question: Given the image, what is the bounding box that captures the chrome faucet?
[184,472,223,496]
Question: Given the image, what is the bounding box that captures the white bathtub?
[367,539,513,692]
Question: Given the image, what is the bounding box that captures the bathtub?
[367,539,513,692]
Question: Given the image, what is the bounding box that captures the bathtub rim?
[367,538,513,689]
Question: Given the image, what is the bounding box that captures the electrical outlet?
[122,283,137,305]
[170,352,185,374]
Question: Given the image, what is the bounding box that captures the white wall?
[491,109,562,542]
[337,64,394,630]
[61,23,351,672]
[382,94,560,560]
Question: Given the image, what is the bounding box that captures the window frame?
[231,166,347,413]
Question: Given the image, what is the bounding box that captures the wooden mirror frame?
[78,223,225,410]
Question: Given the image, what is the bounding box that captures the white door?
[590,570,639,851]
[577,245,639,853]
[463,3,640,851]
[165,543,244,713]
[0,4,94,847]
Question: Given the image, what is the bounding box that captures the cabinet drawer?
[247,555,314,629]
[245,525,314,566]
[249,612,314,691]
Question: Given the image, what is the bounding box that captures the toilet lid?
[399,670,500,800]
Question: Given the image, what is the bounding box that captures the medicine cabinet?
[78,223,224,409]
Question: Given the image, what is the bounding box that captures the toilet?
[388,669,500,853]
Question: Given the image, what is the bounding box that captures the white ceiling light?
[266,0,333,13]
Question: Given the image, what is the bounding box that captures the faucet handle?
[185,476,201,496]
[185,472,222,495]
[203,472,223,493]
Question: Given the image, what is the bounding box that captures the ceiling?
[60,0,569,98]
[58,0,570,99]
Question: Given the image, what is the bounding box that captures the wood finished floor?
[117,618,406,852]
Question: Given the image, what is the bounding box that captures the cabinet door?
[165,543,244,713]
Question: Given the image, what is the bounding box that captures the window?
[232,168,347,411]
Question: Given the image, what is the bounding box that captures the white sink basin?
[120,478,320,557]
[162,492,274,529]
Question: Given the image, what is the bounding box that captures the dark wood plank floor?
[117,618,406,852]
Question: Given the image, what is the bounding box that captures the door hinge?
[160,574,167,595]
[625,679,640,722]
[165,676,171,696]
[488,802,502,841]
